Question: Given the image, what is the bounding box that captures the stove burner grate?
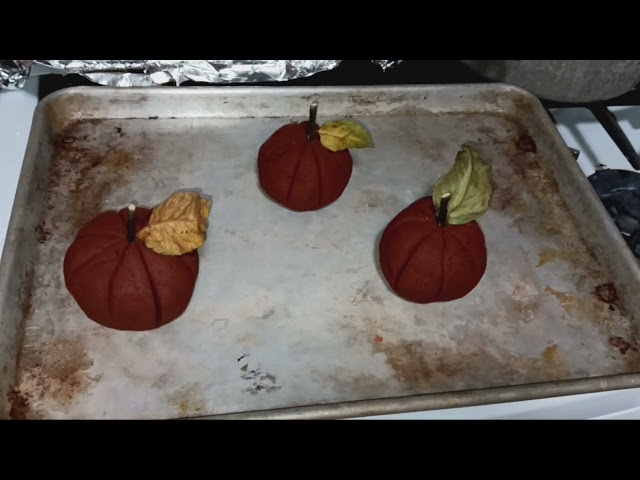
[547,104,640,259]
[588,169,640,258]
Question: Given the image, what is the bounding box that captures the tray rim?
[3,82,640,420]
[187,372,640,419]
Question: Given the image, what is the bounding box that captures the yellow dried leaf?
[318,120,373,152]
[137,191,212,256]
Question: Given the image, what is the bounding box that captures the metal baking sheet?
[2,84,640,420]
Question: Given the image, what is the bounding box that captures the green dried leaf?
[241,364,248,373]
[433,145,493,225]
[318,120,373,152]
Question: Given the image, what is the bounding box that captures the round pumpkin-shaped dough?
[378,197,487,304]
[257,121,353,212]
[63,207,199,331]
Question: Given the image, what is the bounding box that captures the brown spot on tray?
[374,339,571,393]
[312,367,390,398]
[542,343,558,363]
[7,390,40,420]
[544,286,581,314]
[375,342,459,385]
[543,285,618,320]
[594,283,618,304]
[516,133,537,153]
[47,120,153,238]
[34,223,50,244]
[498,122,566,205]
[374,335,384,343]
[538,249,574,268]
[489,123,610,318]
[12,338,96,418]
[594,283,627,316]
[608,337,638,355]
[169,383,207,417]
[542,284,631,337]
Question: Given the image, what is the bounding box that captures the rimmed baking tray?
[1,84,639,419]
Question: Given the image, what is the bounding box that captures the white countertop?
[0,79,39,249]
[2,78,639,419]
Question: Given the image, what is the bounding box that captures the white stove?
[2,78,639,419]
[553,106,640,176]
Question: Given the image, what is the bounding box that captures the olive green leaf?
[318,120,373,152]
[433,145,493,225]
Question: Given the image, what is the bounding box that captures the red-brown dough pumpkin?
[258,121,353,212]
[378,197,487,304]
[257,102,373,212]
[63,207,199,331]
[378,144,493,304]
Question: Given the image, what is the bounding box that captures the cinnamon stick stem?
[437,193,451,227]
[127,204,137,243]
[307,101,319,141]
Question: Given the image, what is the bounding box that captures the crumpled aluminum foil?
[0,60,34,89]
[0,60,402,90]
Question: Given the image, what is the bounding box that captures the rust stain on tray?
[593,283,627,316]
[542,343,558,363]
[7,390,38,420]
[544,286,584,315]
[168,383,207,417]
[537,249,591,268]
[46,121,153,239]
[312,367,391,398]
[515,133,537,153]
[543,285,625,321]
[374,339,570,392]
[34,222,50,244]
[608,337,638,355]
[491,124,607,289]
[492,126,562,218]
[10,338,96,419]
